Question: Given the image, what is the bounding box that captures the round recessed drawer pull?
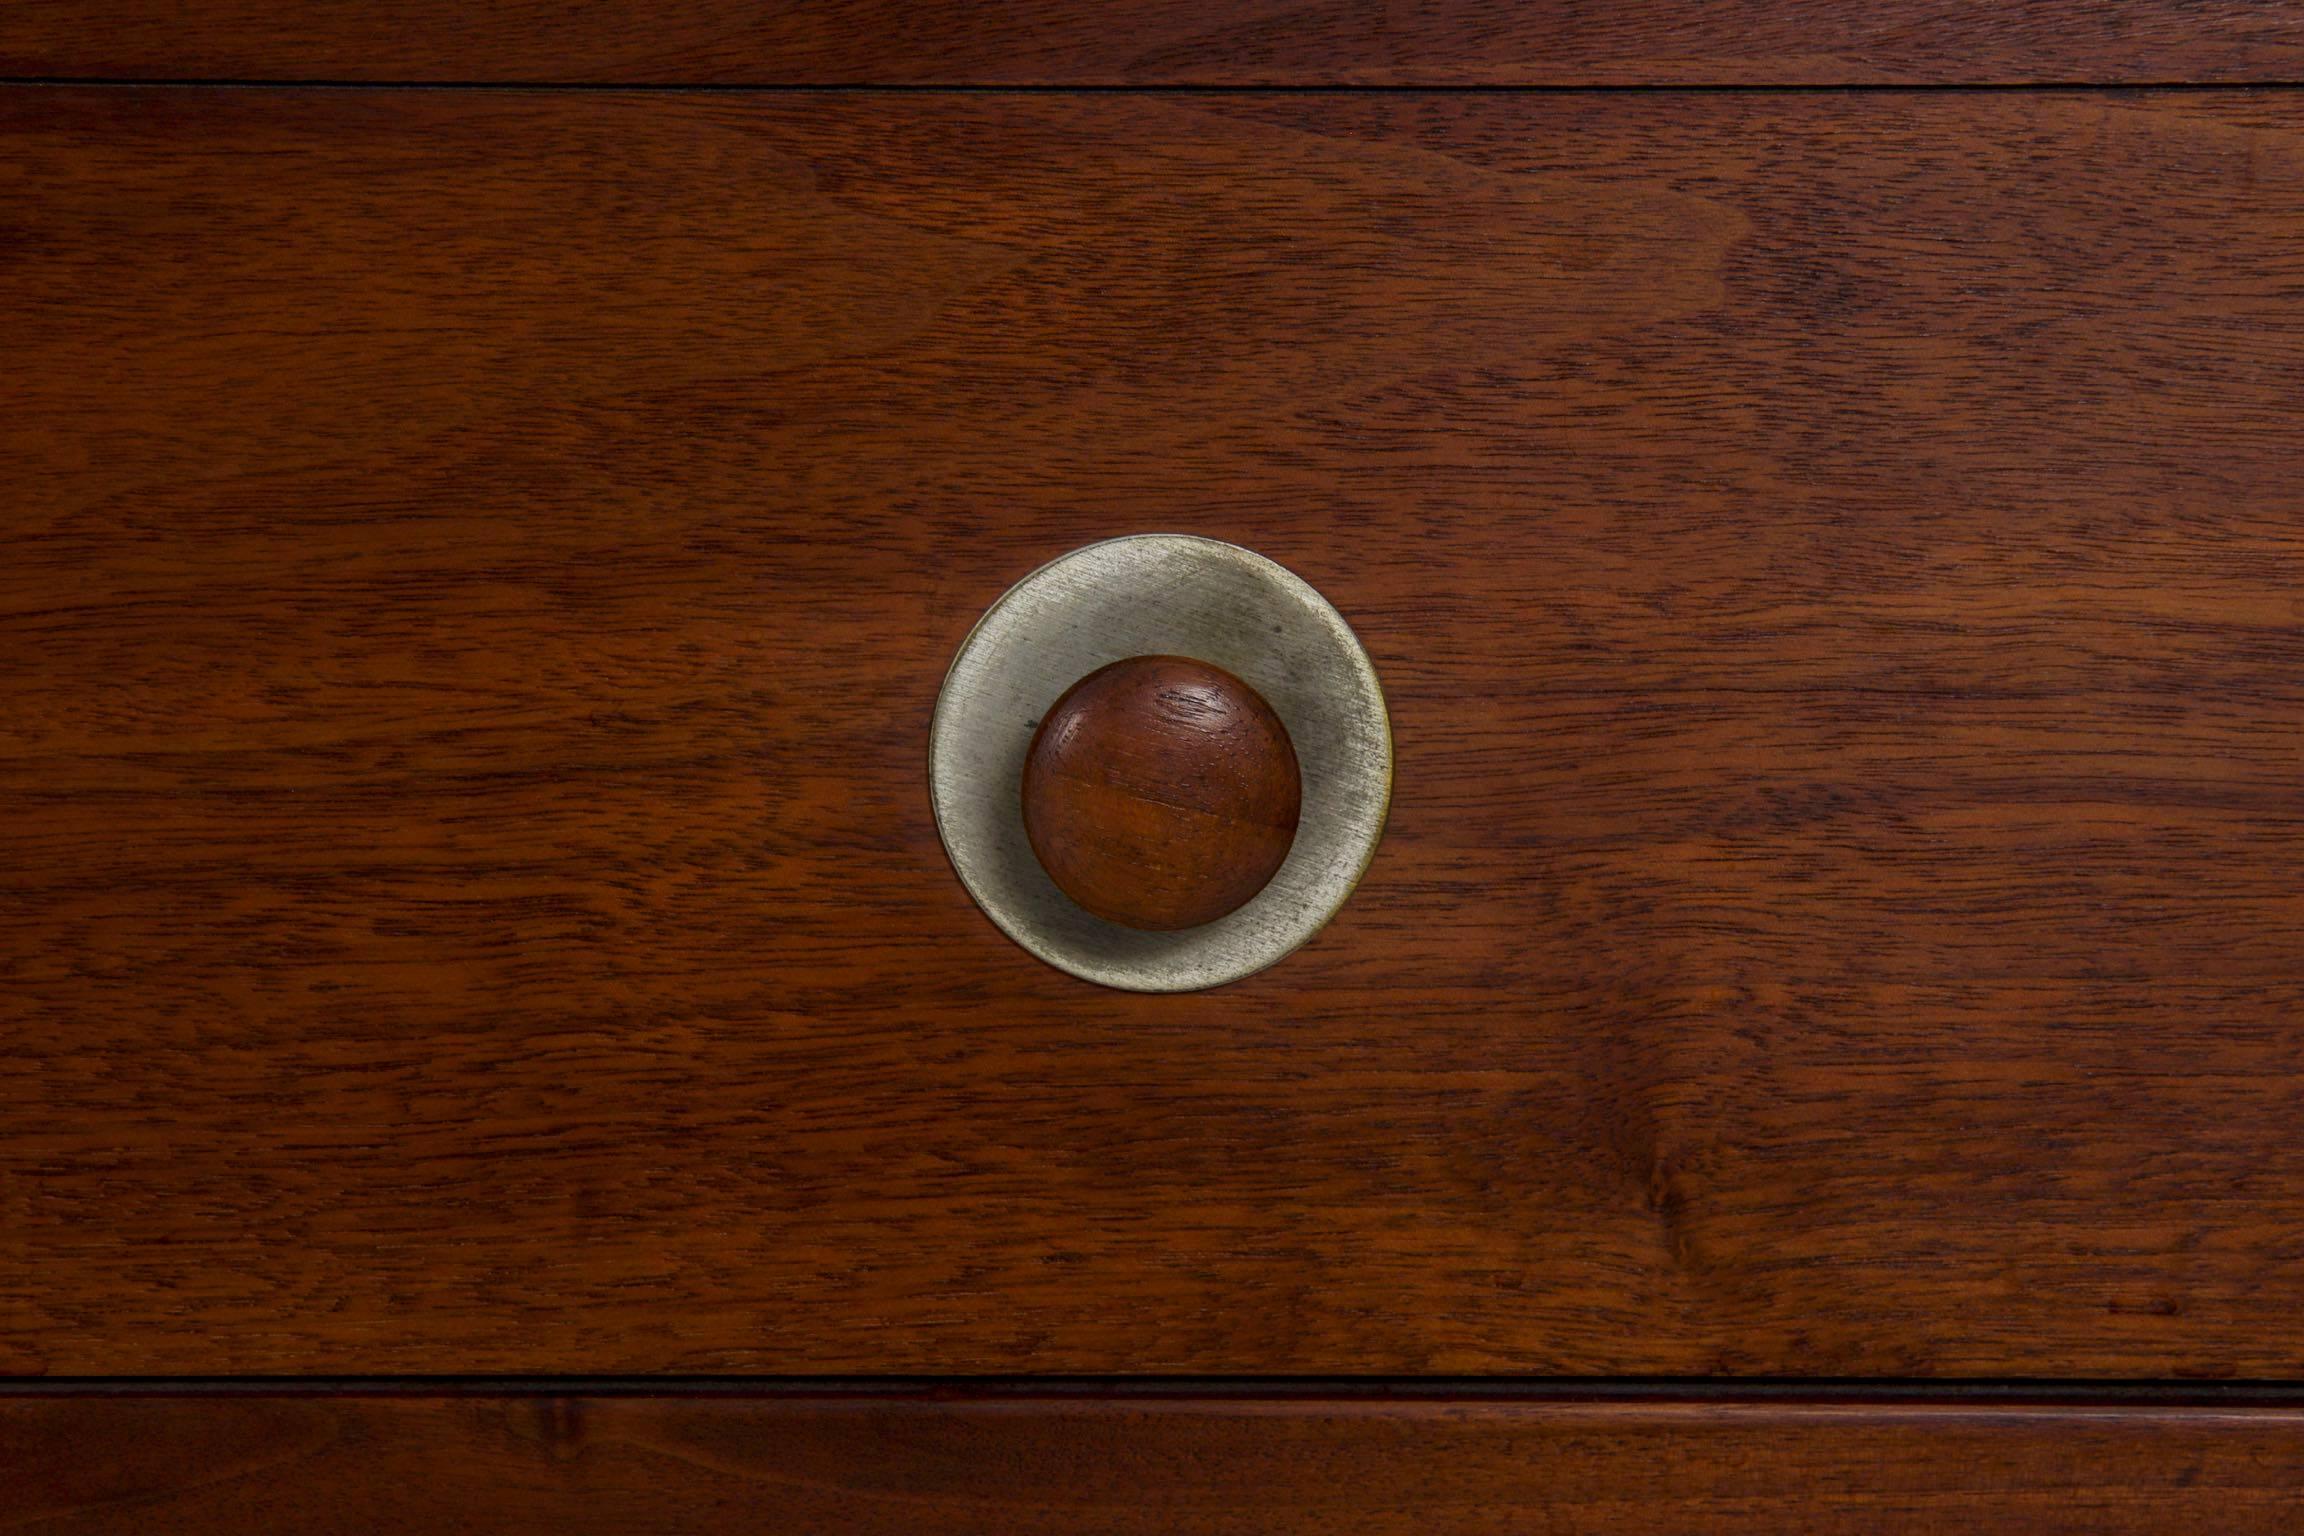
[930,534,1391,992]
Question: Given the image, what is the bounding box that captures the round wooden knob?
[1022,655,1302,931]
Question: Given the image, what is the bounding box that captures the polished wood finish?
[1024,656,1301,931]
[2,2,2302,84]
[5,87,2304,1377]
[7,1394,2304,1532]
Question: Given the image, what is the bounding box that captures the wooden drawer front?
[5,86,2303,1377]
[8,1392,2304,1533]
[4,1,2302,85]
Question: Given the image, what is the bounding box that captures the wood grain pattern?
[3,2,2303,85]
[4,87,2304,1377]
[1024,656,1301,931]
[6,1394,2304,1532]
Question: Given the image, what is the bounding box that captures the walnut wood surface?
[4,87,2304,1376]
[1024,656,1301,931]
[2,2,2302,84]
[6,1394,2304,1532]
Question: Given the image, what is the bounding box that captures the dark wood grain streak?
[3,2,2303,85]
[6,1395,2304,1532]
[4,88,2303,1376]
